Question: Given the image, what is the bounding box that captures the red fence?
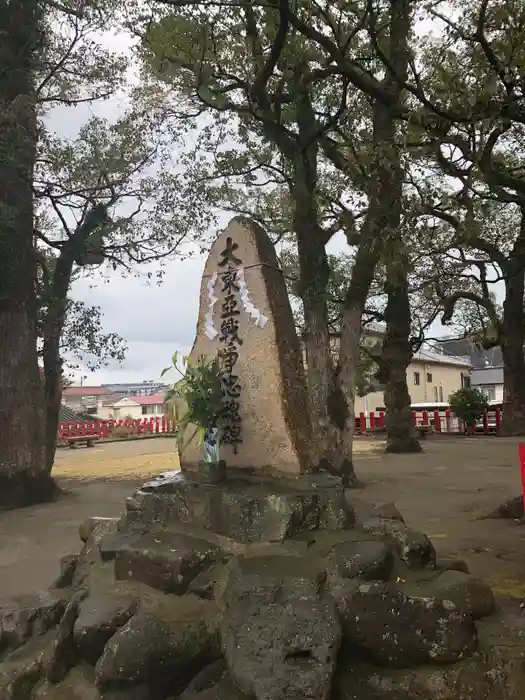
[354,408,503,436]
[59,409,503,441]
[58,417,175,440]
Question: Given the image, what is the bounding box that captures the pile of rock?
[1,471,524,700]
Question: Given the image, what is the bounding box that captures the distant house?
[62,386,115,414]
[354,347,472,413]
[100,381,169,397]
[62,383,171,417]
[470,366,504,402]
[436,337,504,402]
[96,393,167,421]
[436,337,502,369]
[317,324,472,413]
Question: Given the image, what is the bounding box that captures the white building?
[470,366,504,402]
[96,393,167,420]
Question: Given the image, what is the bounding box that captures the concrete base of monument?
[2,474,525,700]
[182,460,228,485]
[122,468,354,544]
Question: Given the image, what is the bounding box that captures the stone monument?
[182,216,313,476]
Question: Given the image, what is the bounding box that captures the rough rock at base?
[73,593,138,664]
[0,591,66,653]
[72,519,120,592]
[95,596,220,697]
[400,570,496,621]
[483,495,524,520]
[218,549,340,700]
[361,518,436,569]
[45,588,89,684]
[334,645,525,700]
[340,583,477,667]
[79,518,120,544]
[328,540,394,582]
[32,665,101,700]
[220,553,327,607]
[3,484,524,700]
[0,632,56,700]
[179,659,227,698]
[52,554,79,589]
[221,597,341,700]
[181,672,250,700]
[124,471,355,543]
[114,531,224,594]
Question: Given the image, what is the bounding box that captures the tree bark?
[0,1,55,509]
[380,267,422,453]
[283,84,340,472]
[42,253,75,473]
[293,205,337,468]
[500,265,525,435]
[325,0,413,482]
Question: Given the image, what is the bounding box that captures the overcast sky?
[70,256,206,385]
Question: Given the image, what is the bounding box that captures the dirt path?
[353,437,525,596]
[0,436,524,599]
[0,438,179,599]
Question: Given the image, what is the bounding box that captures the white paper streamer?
[204,272,219,339]
[237,266,268,328]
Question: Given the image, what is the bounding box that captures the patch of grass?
[488,574,525,598]
[53,445,180,480]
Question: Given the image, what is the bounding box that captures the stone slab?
[123,471,355,544]
[114,531,223,594]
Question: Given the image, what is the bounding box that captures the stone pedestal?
[123,469,355,544]
[1,473,522,700]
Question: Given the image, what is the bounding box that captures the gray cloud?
[70,255,205,383]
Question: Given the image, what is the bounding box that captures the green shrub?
[449,387,489,430]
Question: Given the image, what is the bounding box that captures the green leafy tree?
[380,0,525,435]
[449,387,489,434]
[0,0,207,505]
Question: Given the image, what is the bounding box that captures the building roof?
[413,348,471,367]
[100,394,127,407]
[127,393,167,406]
[63,386,111,397]
[58,404,82,422]
[436,337,503,369]
[471,366,504,386]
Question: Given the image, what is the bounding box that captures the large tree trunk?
[380,267,421,453]
[42,253,75,472]
[0,1,55,509]
[332,0,412,481]
[336,303,365,486]
[288,93,340,472]
[295,217,337,467]
[500,265,525,435]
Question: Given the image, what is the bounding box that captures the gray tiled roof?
[436,338,503,369]
[58,404,82,423]
[413,347,471,367]
[471,366,504,385]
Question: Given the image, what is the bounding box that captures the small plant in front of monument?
[449,387,489,434]
[163,352,227,462]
